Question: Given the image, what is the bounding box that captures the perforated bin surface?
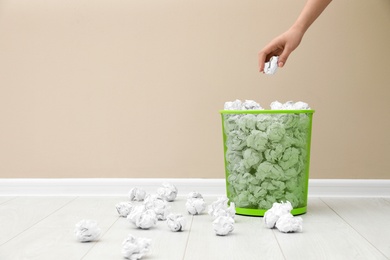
[220,110,314,216]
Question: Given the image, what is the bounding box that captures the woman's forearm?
[292,0,332,34]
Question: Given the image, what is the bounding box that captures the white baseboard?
[0,178,389,197]
[0,178,226,196]
[308,179,390,197]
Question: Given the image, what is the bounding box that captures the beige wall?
[0,0,389,179]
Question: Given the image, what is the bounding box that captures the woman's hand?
[258,26,304,73]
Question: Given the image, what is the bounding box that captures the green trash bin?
[220,109,314,216]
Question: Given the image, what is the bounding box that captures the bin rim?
[220,109,315,114]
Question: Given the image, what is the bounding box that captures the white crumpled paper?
[74,219,101,242]
[157,182,178,202]
[264,56,279,75]
[144,194,171,221]
[128,187,147,201]
[208,196,236,219]
[127,205,146,224]
[270,100,310,110]
[186,198,206,215]
[224,99,243,110]
[212,216,234,236]
[122,234,151,260]
[264,201,303,233]
[116,201,134,217]
[166,213,187,232]
[293,101,311,110]
[270,101,284,110]
[264,201,293,228]
[275,213,303,233]
[242,100,263,110]
[224,100,263,111]
[127,205,158,229]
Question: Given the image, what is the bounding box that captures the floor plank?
[0,197,76,246]
[274,198,388,260]
[321,197,390,259]
[0,227,98,260]
[183,197,285,260]
[33,196,123,229]
[0,197,16,205]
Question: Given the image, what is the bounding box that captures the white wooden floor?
[0,196,389,260]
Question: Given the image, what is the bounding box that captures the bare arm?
[258,0,332,72]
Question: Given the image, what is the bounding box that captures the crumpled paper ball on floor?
[122,234,151,260]
[144,194,171,221]
[264,201,293,228]
[275,213,303,233]
[116,201,134,217]
[166,213,186,232]
[186,198,206,215]
[128,187,147,201]
[208,196,236,219]
[127,205,158,229]
[212,216,234,236]
[74,219,101,242]
[157,182,178,202]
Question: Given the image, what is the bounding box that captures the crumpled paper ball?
[187,191,203,199]
[212,216,234,236]
[241,100,262,110]
[127,205,158,229]
[127,205,146,224]
[74,219,101,242]
[264,56,278,75]
[208,197,236,219]
[256,162,284,182]
[275,213,303,233]
[226,149,244,168]
[246,130,268,152]
[166,213,187,232]
[270,101,310,110]
[185,198,206,215]
[281,101,294,110]
[264,201,293,228]
[227,132,247,151]
[128,187,147,201]
[144,194,171,221]
[270,101,284,110]
[238,114,257,134]
[122,234,151,260]
[224,99,242,110]
[264,144,284,163]
[136,209,158,229]
[116,201,134,217]
[279,147,300,170]
[267,122,286,142]
[293,101,310,110]
[224,99,263,110]
[156,182,178,202]
[242,148,262,168]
